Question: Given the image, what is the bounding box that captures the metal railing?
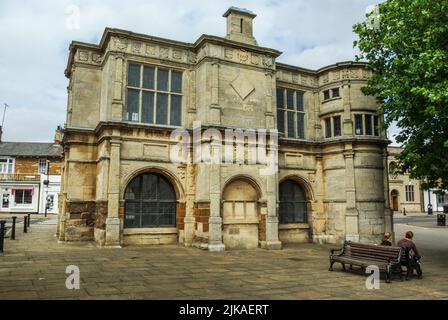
[0,173,40,182]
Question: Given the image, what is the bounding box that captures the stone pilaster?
[208,141,225,252]
[111,54,125,120]
[313,90,322,141]
[342,83,353,135]
[58,146,70,242]
[105,138,121,247]
[263,170,282,249]
[209,60,221,124]
[344,148,359,242]
[264,71,276,129]
[184,161,196,246]
[382,150,394,241]
[312,155,327,242]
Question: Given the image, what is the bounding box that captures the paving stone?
[1,224,448,300]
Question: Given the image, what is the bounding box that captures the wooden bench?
[329,241,404,283]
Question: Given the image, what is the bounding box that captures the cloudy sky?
[0,0,399,143]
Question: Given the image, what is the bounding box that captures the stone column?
[105,138,121,247]
[208,140,225,252]
[382,150,394,241]
[344,148,360,242]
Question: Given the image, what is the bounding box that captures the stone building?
[387,146,424,214]
[58,7,393,249]
[0,129,63,214]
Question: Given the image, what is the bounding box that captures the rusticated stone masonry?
[258,213,266,242]
[95,200,108,230]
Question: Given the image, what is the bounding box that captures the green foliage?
[353,0,448,191]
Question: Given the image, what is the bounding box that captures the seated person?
[381,232,392,246]
[397,231,423,279]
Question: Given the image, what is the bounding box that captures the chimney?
[54,125,63,145]
[0,125,3,143]
[223,7,258,46]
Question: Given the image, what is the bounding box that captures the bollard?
[11,216,16,240]
[23,216,28,233]
[0,220,5,254]
[27,213,31,227]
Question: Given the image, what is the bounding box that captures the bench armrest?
[330,248,343,256]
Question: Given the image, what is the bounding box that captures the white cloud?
[0,0,387,142]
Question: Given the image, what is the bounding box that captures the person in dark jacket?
[397,231,423,279]
[381,232,392,246]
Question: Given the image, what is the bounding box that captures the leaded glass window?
[125,63,182,126]
[277,88,306,139]
[124,173,177,228]
[279,180,307,224]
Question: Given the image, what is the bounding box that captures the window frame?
[276,88,306,139]
[323,87,340,101]
[325,117,332,138]
[333,115,342,137]
[354,113,381,136]
[0,158,15,174]
[331,88,340,98]
[124,173,177,228]
[354,114,363,135]
[405,185,415,202]
[38,158,48,175]
[14,189,33,205]
[365,114,373,135]
[279,180,308,224]
[125,62,183,127]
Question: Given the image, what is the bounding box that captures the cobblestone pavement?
[1,223,447,300]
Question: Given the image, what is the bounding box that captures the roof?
[223,7,257,18]
[0,142,63,158]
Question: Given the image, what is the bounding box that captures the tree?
[353,0,448,192]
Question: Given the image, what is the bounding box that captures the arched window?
[279,180,307,224]
[124,173,176,228]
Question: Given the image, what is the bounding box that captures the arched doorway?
[124,173,177,228]
[222,178,260,249]
[391,189,399,212]
[279,180,308,224]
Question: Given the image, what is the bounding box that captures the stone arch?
[121,166,185,202]
[222,174,263,201]
[279,174,315,202]
[221,174,261,250]
[278,174,315,244]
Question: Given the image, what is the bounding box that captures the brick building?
[0,132,63,214]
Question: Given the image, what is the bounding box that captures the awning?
[11,187,35,196]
